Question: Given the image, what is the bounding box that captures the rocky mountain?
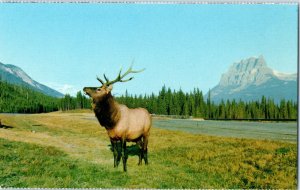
[207,56,297,103]
[0,62,64,97]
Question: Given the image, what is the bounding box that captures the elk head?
[83,65,145,103]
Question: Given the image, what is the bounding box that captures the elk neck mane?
[93,93,121,129]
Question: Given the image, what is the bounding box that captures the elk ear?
[106,85,113,94]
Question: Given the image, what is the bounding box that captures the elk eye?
[96,88,100,91]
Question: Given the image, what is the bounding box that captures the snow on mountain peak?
[15,70,36,87]
[273,70,297,81]
[4,64,36,87]
[0,62,64,97]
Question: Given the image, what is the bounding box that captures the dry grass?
[0,112,112,165]
[0,112,297,188]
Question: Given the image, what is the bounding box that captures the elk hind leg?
[136,139,144,165]
[143,135,149,165]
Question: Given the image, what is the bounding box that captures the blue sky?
[0,3,298,96]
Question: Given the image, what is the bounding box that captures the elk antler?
[97,64,145,87]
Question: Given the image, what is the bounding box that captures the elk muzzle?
[83,87,98,97]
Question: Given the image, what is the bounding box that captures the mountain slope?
[0,62,64,97]
[207,56,297,103]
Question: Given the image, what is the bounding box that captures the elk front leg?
[121,139,128,172]
[111,140,118,168]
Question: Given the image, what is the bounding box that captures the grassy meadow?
[0,111,297,188]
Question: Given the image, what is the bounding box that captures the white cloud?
[45,82,80,97]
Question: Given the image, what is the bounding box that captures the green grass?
[0,138,130,188]
[0,112,297,188]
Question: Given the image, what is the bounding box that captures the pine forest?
[0,81,297,120]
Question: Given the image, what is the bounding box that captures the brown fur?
[83,85,151,171]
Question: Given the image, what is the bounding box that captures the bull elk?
[83,65,152,172]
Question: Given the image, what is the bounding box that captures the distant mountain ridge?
[207,56,297,103]
[0,62,63,97]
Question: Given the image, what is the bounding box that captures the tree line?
[0,80,60,113]
[0,80,91,113]
[0,80,297,120]
[59,91,91,111]
[116,85,297,120]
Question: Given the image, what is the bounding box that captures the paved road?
[153,118,297,143]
